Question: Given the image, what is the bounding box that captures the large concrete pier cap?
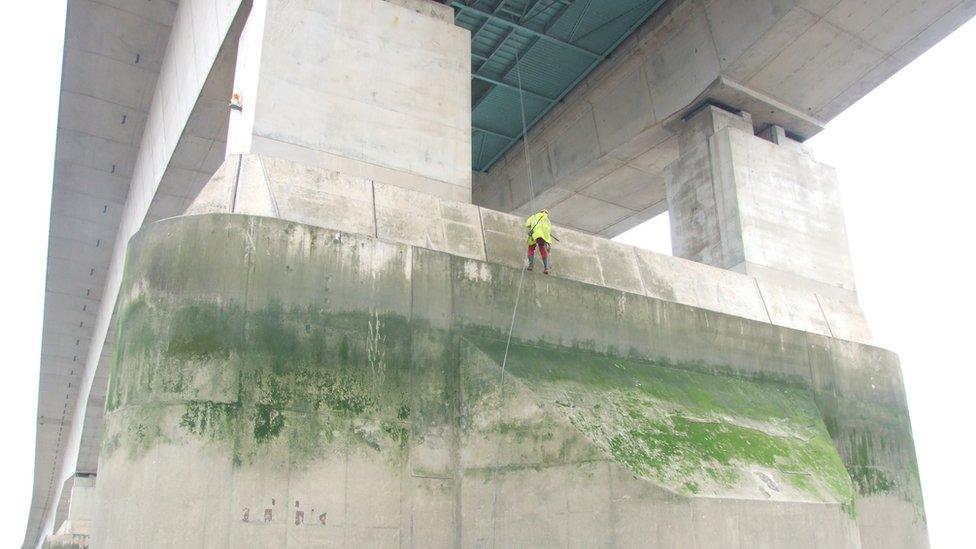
[28,0,970,547]
[86,154,924,547]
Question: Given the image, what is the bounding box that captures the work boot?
[527,256,534,271]
[543,268,550,275]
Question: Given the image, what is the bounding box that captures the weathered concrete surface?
[42,475,93,549]
[91,212,925,547]
[227,0,472,202]
[186,154,872,343]
[473,0,976,235]
[27,2,248,546]
[666,105,856,297]
[34,1,952,547]
[30,2,466,544]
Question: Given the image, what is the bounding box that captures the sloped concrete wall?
[91,212,925,547]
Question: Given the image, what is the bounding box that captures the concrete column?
[227,0,472,202]
[43,475,94,549]
[665,104,856,297]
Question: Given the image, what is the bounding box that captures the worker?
[524,208,554,274]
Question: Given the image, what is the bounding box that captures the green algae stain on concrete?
[814,389,921,505]
[106,287,854,505]
[467,335,854,503]
[179,401,239,438]
[104,297,417,465]
[167,304,243,361]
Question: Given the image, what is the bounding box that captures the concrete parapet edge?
[186,154,871,344]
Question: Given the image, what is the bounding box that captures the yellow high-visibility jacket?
[524,211,552,244]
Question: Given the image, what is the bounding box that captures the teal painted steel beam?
[521,0,545,19]
[471,33,540,113]
[541,0,573,32]
[568,0,594,41]
[471,2,571,115]
[471,0,569,120]
[476,131,487,166]
[468,0,511,57]
[476,27,516,73]
[473,125,518,141]
[471,0,571,119]
[478,0,666,171]
[521,0,550,22]
[471,73,557,104]
[490,0,572,90]
[452,1,601,59]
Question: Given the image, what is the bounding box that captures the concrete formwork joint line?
[371,180,379,238]
[754,277,773,324]
[477,206,489,261]
[813,293,836,338]
[230,154,244,213]
[257,156,281,217]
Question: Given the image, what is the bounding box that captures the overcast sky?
[1,4,973,548]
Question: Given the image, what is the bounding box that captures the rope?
[514,50,536,199]
[487,264,527,548]
[487,48,536,547]
[514,50,555,269]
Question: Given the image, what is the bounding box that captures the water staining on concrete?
[467,335,853,503]
[93,213,927,547]
[105,298,416,465]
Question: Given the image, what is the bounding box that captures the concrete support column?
[665,105,856,297]
[43,475,94,549]
[227,0,472,202]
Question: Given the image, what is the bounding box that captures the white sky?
[0,4,973,547]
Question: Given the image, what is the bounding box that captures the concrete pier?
[91,206,917,547]
[28,0,972,547]
[42,475,93,549]
[82,156,921,547]
[666,104,855,298]
[226,0,472,202]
